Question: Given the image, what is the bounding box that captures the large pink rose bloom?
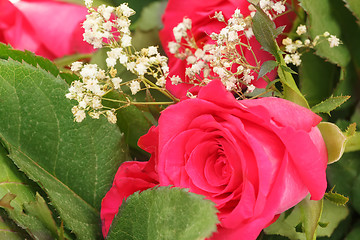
[0,0,94,59]
[101,80,328,239]
[160,0,294,98]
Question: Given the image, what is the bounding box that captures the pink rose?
[0,0,94,59]
[101,80,328,239]
[159,0,295,98]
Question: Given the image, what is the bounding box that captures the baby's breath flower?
[170,75,182,85]
[106,57,117,67]
[84,0,92,8]
[296,25,307,36]
[119,54,128,64]
[112,77,122,89]
[106,110,117,124]
[121,34,132,47]
[135,62,148,75]
[214,11,225,22]
[246,84,256,93]
[284,54,292,64]
[156,76,166,87]
[328,35,340,48]
[260,0,272,10]
[147,46,158,56]
[168,42,180,54]
[89,111,100,119]
[71,61,83,72]
[129,81,141,95]
[117,3,135,18]
[72,106,86,122]
[245,28,254,39]
[272,2,285,14]
[282,37,292,46]
[292,53,302,66]
[183,18,192,29]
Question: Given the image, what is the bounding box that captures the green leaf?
[0,215,26,240]
[112,0,160,23]
[250,9,310,109]
[0,58,128,239]
[0,43,59,77]
[345,132,360,152]
[258,60,278,79]
[264,199,348,239]
[133,1,167,31]
[326,151,360,207]
[324,188,349,206]
[23,193,59,238]
[318,122,347,164]
[280,65,297,75]
[251,4,282,61]
[312,199,348,238]
[0,145,56,239]
[300,197,323,240]
[311,96,350,114]
[343,0,360,23]
[299,0,351,67]
[277,65,309,109]
[0,194,16,210]
[352,174,360,214]
[346,222,360,240]
[107,187,219,240]
[299,52,339,106]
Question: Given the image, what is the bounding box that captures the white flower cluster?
[167,9,258,94]
[66,62,118,123]
[257,0,286,18]
[283,25,341,66]
[67,2,171,123]
[83,2,135,49]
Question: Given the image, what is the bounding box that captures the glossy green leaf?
[23,193,59,238]
[352,174,360,214]
[0,194,16,210]
[107,187,219,240]
[251,4,282,61]
[343,0,360,23]
[0,215,26,240]
[300,197,323,240]
[345,132,360,152]
[250,7,310,109]
[0,58,128,239]
[134,1,167,31]
[331,0,360,71]
[0,43,59,76]
[299,52,338,106]
[318,122,347,164]
[299,0,351,67]
[312,199,348,238]
[112,0,159,22]
[324,188,349,206]
[264,199,348,239]
[258,60,278,79]
[326,151,360,204]
[0,145,56,239]
[346,222,360,240]
[311,96,350,115]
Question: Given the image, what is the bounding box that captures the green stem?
[142,78,179,103]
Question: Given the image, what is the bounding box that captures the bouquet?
[0,0,359,239]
